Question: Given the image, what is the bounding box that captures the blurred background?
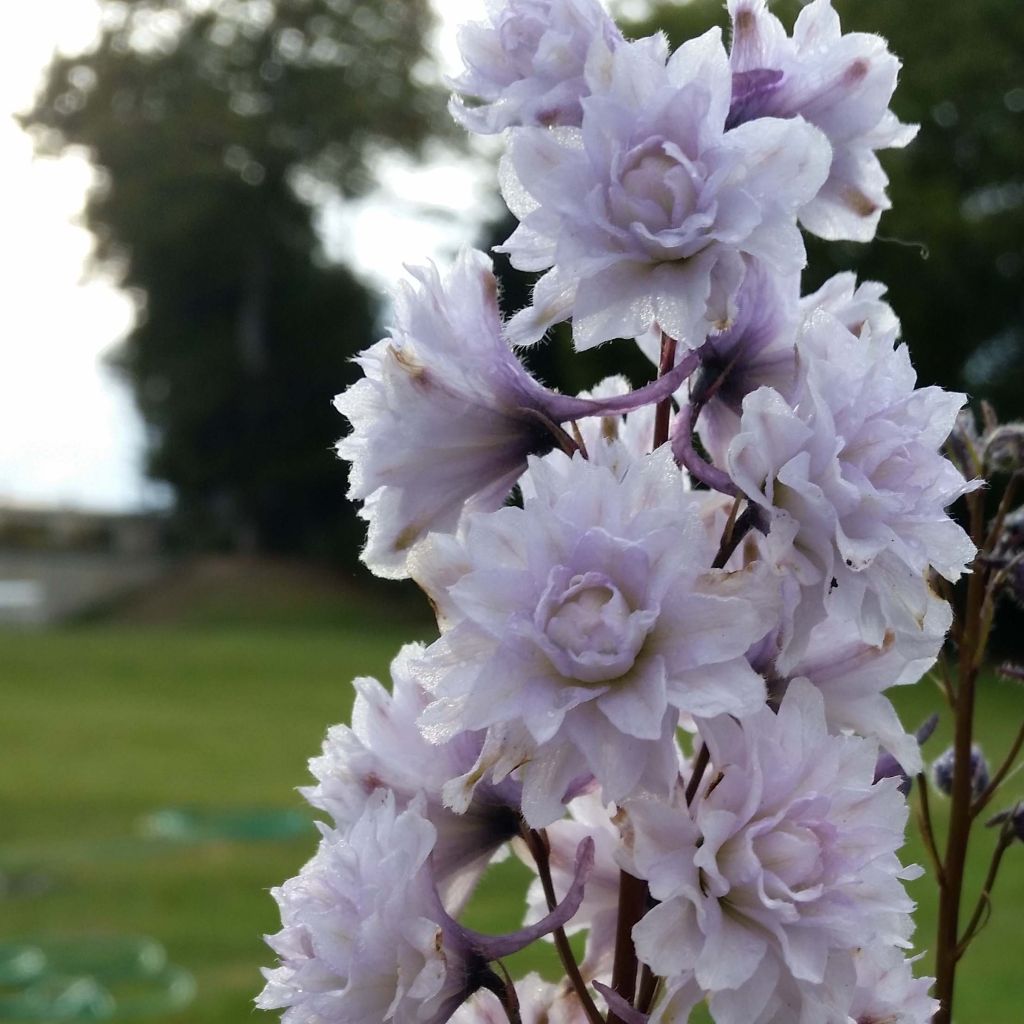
[1,1,1022,1021]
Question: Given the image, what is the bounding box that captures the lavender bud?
[931,744,990,799]
[998,662,1024,683]
[874,749,912,796]
[946,408,982,475]
[986,802,1024,843]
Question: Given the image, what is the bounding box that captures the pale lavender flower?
[847,947,938,1024]
[336,248,698,579]
[727,306,975,657]
[258,793,467,1024]
[727,0,918,241]
[335,250,554,579]
[303,644,523,913]
[774,592,951,774]
[259,792,594,1024]
[628,680,919,1024]
[449,0,623,134]
[799,271,900,341]
[499,29,832,350]
[670,269,897,479]
[414,447,777,826]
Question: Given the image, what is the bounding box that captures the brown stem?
[711,503,762,570]
[607,871,648,1024]
[971,720,1024,819]
[936,650,956,709]
[522,828,605,1024]
[652,332,678,452]
[636,965,659,1015]
[955,813,1017,959]
[983,470,1021,552]
[915,773,946,889]
[933,489,988,1024]
[482,964,524,1024]
[685,744,711,806]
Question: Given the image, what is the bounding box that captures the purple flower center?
[533,567,654,683]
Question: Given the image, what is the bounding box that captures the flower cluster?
[260,2,971,1023]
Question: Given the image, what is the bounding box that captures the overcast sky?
[0,0,496,512]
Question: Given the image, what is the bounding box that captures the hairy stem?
[933,489,988,1024]
[915,773,946,888]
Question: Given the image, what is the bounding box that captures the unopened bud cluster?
[258,3,979,1023]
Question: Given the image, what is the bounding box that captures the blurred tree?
[488,0,1024,418]
[21,0,451,560]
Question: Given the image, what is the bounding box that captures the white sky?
[0,0,495,512]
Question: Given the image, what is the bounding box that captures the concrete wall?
[0,551,167,626]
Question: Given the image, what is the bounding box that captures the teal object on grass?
[138,805,308,842]
[0,937,195,1021]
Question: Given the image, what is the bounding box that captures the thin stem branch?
[522,828,605,1024]
[685,744,710,806]
[652,332,678,452]
[983,470,1021,552]
[955,811,1018,959]
[971,720,1024,819]
[711,502,762,570]
[915,773,946,888]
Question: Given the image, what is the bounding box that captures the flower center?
[534,568,652,683]
[752,822,825,898]
[620,150,687,219]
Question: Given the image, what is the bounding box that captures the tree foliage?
[21,0,449,559]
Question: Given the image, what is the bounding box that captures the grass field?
[1,611,1022,1022]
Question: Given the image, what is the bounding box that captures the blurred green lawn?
[1,616,1022,1022]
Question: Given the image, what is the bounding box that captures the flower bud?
[984,422,1024,473]
[990,506,1024,608]
[986,802,1024,843]
[946,408,982,475]
[931,744,990,799]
